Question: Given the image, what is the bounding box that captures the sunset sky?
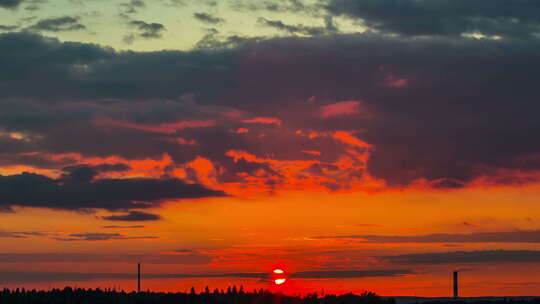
[2,0,540,297]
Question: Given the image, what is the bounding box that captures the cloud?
[0,252,211,264]
[120,0,145,15]
[242,117,282,125]
[257,17,334,36]
[312,230,540,243]
[231,0,313,14]
[0,268,413,284]
[102,225,145,229]
[0,230,48,239]
[102,211,162,221]
[53,232,158,241]
[0,172,226,211]
[319,100,362,118]
[124,20,165,44]
[173,249,194,253]
[383,250,540,264]
[290,269,412,279]
[0,25,19,31]
[61,163,131,183]
[325,0,540,38]
[193,12,224,25]
[0,0,24,9]
[28,16,86,32]
[24,0,47,11]
[2,32,540,190]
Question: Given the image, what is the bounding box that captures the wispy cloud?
[102,211,162,222]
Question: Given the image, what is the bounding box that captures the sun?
[272,269,287,285]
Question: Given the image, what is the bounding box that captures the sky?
[2,0,540,297]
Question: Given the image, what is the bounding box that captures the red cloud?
[332,131,372,149]
[97,118,215,134]
[242,117,282,126]
[233,128,249,134]
[319,101,363,118]
[384,75,408,88]
[302,150,321,156]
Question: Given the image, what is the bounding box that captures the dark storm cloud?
[313,230,540,243]
[0,172,226,211]
[102,210,162,221]
[383,250,540,264]
[193,12,224,25]
[28,16,86,32]
[0,0,24,9]
[325,0,540,38]
[2,32,540,187]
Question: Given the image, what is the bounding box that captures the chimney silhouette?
[137,262,141,293]
[453,271,458,298]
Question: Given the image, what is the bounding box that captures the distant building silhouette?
[454,271,459,298]
[138,262,141,293]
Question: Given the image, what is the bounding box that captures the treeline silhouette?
[2,287,540,304]
[0,286,395,304]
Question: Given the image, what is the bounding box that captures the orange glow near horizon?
[4,152,540,296]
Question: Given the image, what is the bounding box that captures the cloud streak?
[0,172,226,211]
[313,230,540,243]
[0,269,414,284]
[383,250,540,264]
[102,211,162,222]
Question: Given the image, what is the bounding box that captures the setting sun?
[274,279,286,285]
[273,269,284,274]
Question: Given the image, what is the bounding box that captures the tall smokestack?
[453,271,458,298]
[138,262,141,293]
